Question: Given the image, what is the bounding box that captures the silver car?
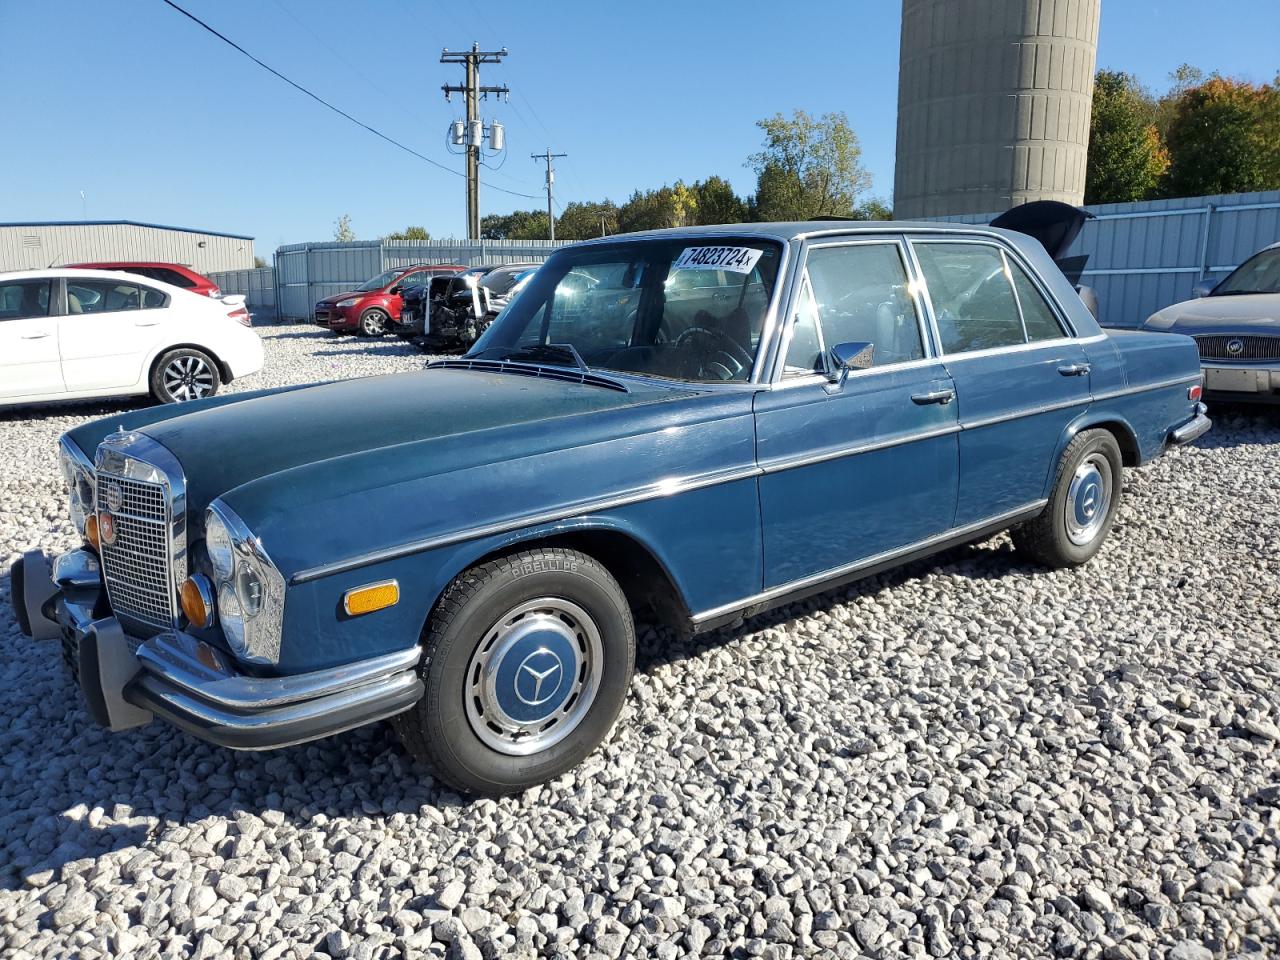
[1144,242,1280,403]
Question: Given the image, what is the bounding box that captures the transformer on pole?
[441,43,510,240]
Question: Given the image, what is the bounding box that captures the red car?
[69,261,222,298]
[313,264,463,336]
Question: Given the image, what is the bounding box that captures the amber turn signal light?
[84,514,100,550]
[181,575,216,629]
[344,580,400,616]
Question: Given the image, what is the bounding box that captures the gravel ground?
[2,321,1279,960]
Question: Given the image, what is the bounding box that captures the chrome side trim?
[690,499,1049,625]
[759,423,962,474]
[291,463,765,584]
[960,396,1090,431]
[1092,375,1201,403]
[133,632,422,710]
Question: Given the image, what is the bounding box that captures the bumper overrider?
[10,548,423,750]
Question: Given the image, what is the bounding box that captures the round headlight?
[235,564,264,618]
[205,511,235,581]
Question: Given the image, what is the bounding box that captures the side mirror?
[1191,279,1217,299]
[389,283,402,295]
[827,341,874,386]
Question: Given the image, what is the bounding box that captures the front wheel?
[150,347,221,403]
[1012,428,1122,568]
[358,308,389,336]
[396,547,635,796]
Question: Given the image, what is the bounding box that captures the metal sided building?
[0,220,255,274]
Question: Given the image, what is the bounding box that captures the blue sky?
[2,0,1277,250]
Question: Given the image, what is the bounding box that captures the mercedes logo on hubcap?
[515,649,564,706]
[1227,338,1245,356]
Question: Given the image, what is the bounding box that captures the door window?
[66,280,144,314]
[398,272,428,291]
[913,243,1026,353]
[1008,261,1067,342]
[783,243,925,375]
[0,279,52,320]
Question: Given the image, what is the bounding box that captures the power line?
[156,0,540,200]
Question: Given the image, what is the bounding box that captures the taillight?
[228,307,251,327]
[1189,383,1203,402]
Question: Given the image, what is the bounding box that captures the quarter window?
[783,243,925,375]
[914,243,1024,353]
[0,279,52,320]
[1008,261,1066,342]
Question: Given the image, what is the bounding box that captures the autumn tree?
[333,214,355,242]
[748,110,872,220]
[1085,70,1168,203]
[1161,75,1280,197]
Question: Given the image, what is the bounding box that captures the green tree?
[253,256,267,269]
[479,210,549,240]
[383,226,431,241]
[333,214,355,242]
[748,110,872,220]
[1085,70,1168,203]
[555,200,620,240]
[693,176,747,225]
[1161,76,1280,197]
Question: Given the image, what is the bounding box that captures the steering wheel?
[673,325,754,380]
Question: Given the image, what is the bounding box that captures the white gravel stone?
[2,323,1279,958]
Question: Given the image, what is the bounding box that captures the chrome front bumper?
[11,548,424,750]
[1202,363,1280,401]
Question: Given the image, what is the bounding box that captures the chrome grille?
[98,472,176,631]
[1194,335,1280,362]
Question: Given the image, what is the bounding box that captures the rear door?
[0,277,62,398]
[910,238,1092,525]
[59,278,171,391]
[755,237,960,589]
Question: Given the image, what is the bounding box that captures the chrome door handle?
[1058,363,1091,377]
[911,388,955,405]
[21,331,51,339]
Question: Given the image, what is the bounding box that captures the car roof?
[0,267,194,294]
[574,220,1029,245]
[68,260,201,271]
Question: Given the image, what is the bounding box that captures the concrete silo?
[893,0,1101,219]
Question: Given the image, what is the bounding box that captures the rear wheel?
[150,348,220,403]
[358,308,389,337]
[1012,429,1122,568]
[396,547,635,796]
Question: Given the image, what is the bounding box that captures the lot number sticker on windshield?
[672,246,763,275]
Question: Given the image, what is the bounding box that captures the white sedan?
[0,268,264,406]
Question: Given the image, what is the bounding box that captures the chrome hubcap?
[364,311,385,333]
[1065,454,1112,545]
[162,355,214,401]
[464,597,602,756]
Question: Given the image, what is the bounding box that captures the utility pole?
[531,148,567,242]
[441,43,509,240]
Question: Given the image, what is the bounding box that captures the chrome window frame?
[766,235,938,387]
[906,235,1081,359]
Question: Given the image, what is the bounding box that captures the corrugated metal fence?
[271,239,567,320]
[207,267,275,314]
[936,189,1280,328]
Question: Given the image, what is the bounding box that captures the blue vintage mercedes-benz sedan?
[14,221,1210,795]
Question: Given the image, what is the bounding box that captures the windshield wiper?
[497,342,590,372]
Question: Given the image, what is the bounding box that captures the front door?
[756,239,960,589]
[910,239,1093,526]
[0,277,62,399]
[59,278,169,391]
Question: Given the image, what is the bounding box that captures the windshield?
[471,238,782,383]
[482,267,533,297]
[1214,248,1280,296]
[355,268,406,292]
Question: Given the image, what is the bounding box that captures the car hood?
[98,369,688,516]
[317,290,371,305]
[1146,294,1280,334]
